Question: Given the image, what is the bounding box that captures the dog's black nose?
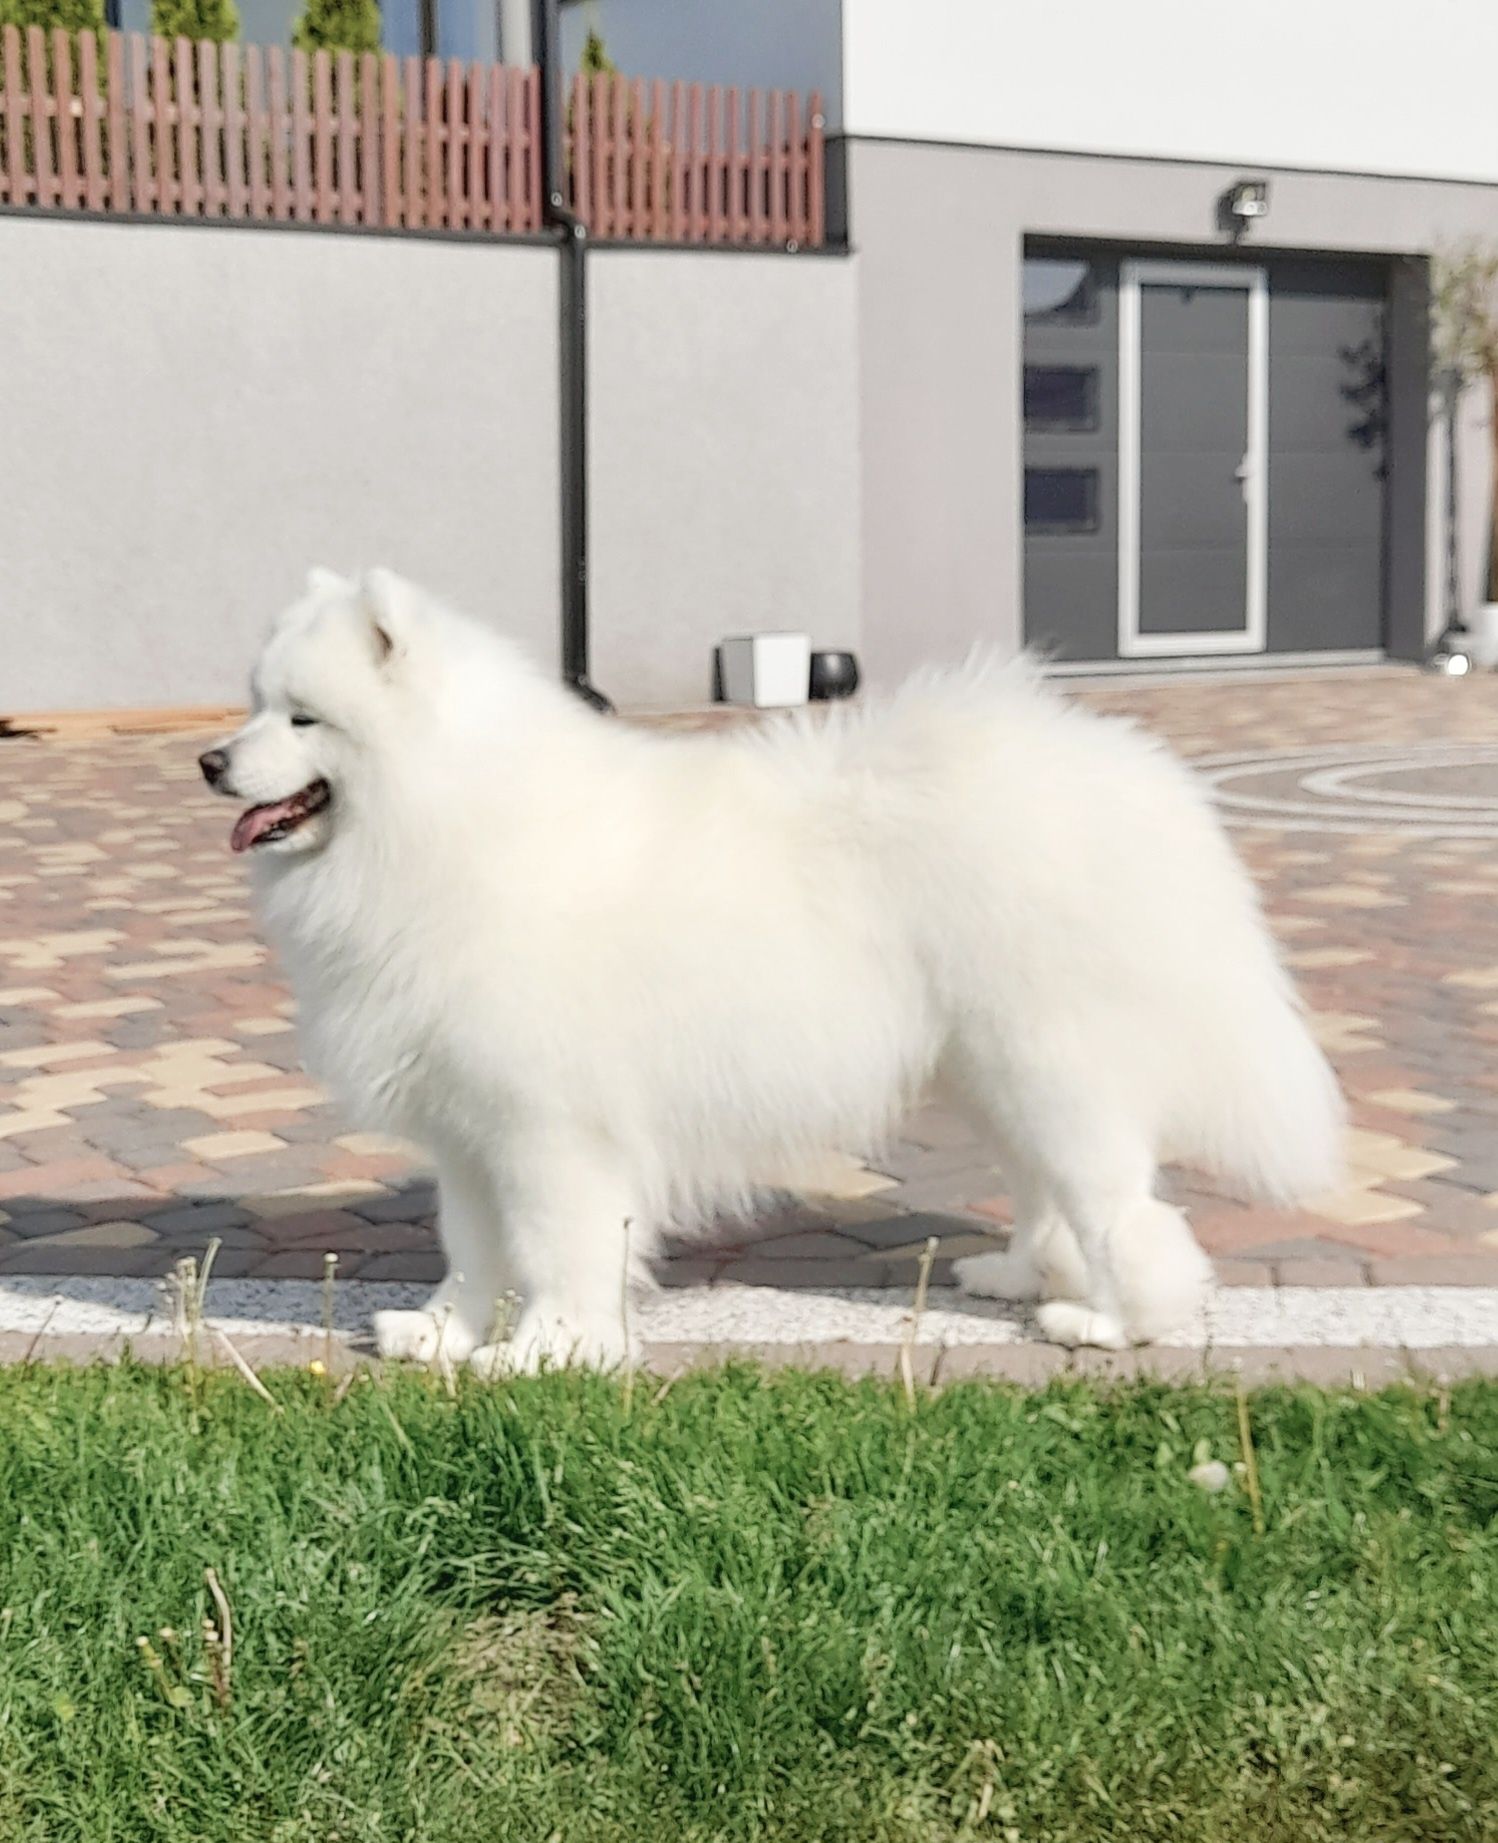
[199,749,229,788]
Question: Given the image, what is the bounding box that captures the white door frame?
[1117,259,1268,659]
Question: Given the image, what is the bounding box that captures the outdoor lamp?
[1223,179,1270,222]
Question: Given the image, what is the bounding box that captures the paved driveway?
[4,664,1498,1297]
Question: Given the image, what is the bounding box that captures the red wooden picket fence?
[0,25,541,231]
[0,27,825,246]
[565,72,824,248]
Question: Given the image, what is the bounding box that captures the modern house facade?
[4,0,1498,713]
[583,0,1498,681]
[846,0,1498,681]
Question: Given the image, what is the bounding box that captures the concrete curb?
[7,1332,1498,1386]
[4,1277,1498,1385]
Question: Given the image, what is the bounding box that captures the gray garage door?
[1022,249,1386,662]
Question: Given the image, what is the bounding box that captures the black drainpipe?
[531,0,613,713]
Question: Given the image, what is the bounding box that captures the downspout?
[531,0,613,712]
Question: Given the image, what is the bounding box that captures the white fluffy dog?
[200,569,1344,1370]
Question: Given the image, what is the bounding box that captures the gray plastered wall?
[0,215,860,712]
[849,136,1498,687]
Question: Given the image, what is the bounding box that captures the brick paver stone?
[4,664,1498,1290]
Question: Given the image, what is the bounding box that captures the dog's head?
[200,566,422,860]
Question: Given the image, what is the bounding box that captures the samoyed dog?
[200,568,1343,1371]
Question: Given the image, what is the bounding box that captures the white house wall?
[588,250,861,707]
[0,217,561,713]
[842,0,1498,185]
[0,215,860,715]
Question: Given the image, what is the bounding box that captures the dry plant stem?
[486,1290,520,1349]
[196,1237,220,1312]
[173,1256,201,1429]
[1235,1375,1265,1537]
[172,1257,195,1357]
[621,1217,635,1408]
[213,1326,281,1412]
[135,1635,179,1708]
[322,1251,338,1374]
[899,1236,939,1408]
[172,1238,220,1433]
[22,1296,61,1367]
[204,1566,233,1711]
[431,1298,456,1396]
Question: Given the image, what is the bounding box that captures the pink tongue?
[231,798,301,854]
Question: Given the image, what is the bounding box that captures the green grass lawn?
[4,1362,1497,1842]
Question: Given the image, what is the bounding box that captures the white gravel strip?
[0,1277,431,1340]
[645,1284,1498,1349]
[5,1277,1498,1350]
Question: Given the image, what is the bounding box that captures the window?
[1024,468,1100,535]
[1024,365,1098,432]
[1023,259,1097,325]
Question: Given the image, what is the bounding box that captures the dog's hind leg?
[1021,1181,1211,1348]
[936,1031,1204,1348]
[1032,1138,1215,1349]
[964,1069,1145,1347]
[954,1167,1084,1304]
[1031,1154,1142,1352]
[1109,1195,1213,1343]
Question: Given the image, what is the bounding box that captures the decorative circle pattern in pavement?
[1198,741,1498,837]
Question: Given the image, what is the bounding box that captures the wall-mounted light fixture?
[1221,178,1270,226]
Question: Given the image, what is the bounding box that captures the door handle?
[1233,455,1252,482]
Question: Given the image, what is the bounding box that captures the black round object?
[808,650,860,701]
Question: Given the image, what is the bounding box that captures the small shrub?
[292,0,380,57]
[1433,243,1498,602]
[150,0,239,42]
[579,25,615,77]
[0,0,106,40]
[0,0,106,96]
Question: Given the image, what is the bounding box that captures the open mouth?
[231,779,332,853]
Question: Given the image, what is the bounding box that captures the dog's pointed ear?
[306,565,351,597]
[358,568,411,667]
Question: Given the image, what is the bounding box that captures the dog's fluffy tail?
[1181,982,1346,1206]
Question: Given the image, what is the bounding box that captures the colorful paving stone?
[4,662,1498,1292]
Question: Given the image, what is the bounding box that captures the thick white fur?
[208,569,1345,1367]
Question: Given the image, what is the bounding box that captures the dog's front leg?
[468,1129,640,1376]
[372,1148,519,1365]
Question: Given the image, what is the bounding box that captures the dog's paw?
[469,1311,632,1379]
[372,1308,440,1362]
[371,1307,481,1365]
[953,1249,1040,1302]
[1035,1300,1129,1351]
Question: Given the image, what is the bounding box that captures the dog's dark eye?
[289,713,318,728]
